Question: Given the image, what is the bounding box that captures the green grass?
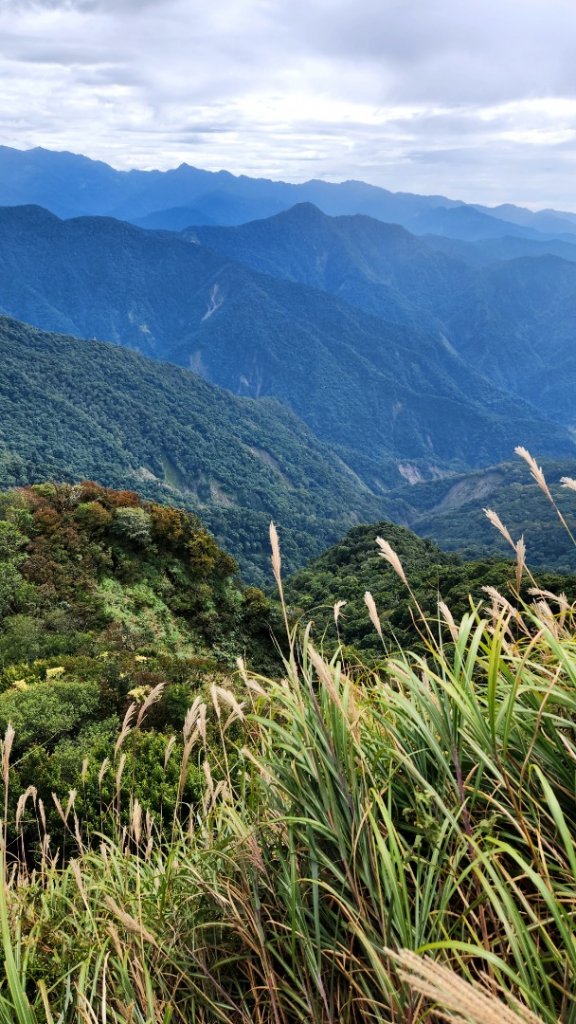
[0,584,573,1022]
[0,458,575,1023]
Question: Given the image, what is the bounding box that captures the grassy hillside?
[0,315,396,583]
[0,507,575,1021]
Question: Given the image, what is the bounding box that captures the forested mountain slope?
[285,519,576,659]
[0,316,394,582]
[0,481,278,669]
[0,206,571,472]
[187,202,475,324]
[189,203,576,429]
[387,458,576,571]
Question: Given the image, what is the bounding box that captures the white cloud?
[1,0,576,207]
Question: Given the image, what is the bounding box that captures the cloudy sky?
[2,0,576,208]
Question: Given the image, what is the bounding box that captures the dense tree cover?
[388,458,576,571]
[0,481,281,848]
[189,203,576,431]
[0,314,394,583]
[285,519,576,660]
[0,206,571,472]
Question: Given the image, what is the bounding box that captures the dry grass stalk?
[2,724,14,830]
[528,588,570,630]
[515,535,526,592]
[2,724,14,790]
[269,520,282,594]
[178,713,202,804]
[98,757,110,789]
[515,447,553,502]
[214,686,246,729]
[533,600,558,635]
[481,587,522,624]
[183,696,206,744]
[131,798,143,847]
[76,990,99,1024]
[376,536,408,586]
[135,682,165,727]
[516,447,576,546]
[183,698,200,740]
[438,601,459,643]
[115,703,137,756]
[309,644,344,709]
[364,591,383,641]
[236,656,248,684]
[560,476,576,492]
[15,785,37,831]
[483,509,516,551]
[333,599,347,626]
[246,678,267,698]
[52,793,71,827]
[104,895,158,947]
[38,797,46,833]
[269,521,297,673]
[386,948,544,1024]
[69,857,90,912]
[65,789,77,820]
[163,735,176,770]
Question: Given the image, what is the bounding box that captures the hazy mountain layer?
[1,206,568,471]
[189,204,576,429]
[3,144,576,241]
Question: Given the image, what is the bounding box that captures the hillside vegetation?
[0,206,572,472]
[2,146,576,1021]
[285,518,576,659]
[0,500,575,1023]
[0,315,396,582]
[388,458,576,570]
[0,481,283,846]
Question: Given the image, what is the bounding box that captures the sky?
[2,0,576,209]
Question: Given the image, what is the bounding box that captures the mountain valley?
[0,202,573,486]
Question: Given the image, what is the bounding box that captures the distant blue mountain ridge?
[2,144,576,242]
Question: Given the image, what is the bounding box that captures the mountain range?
[3,144,576,242]
[1,145,575,580]
[0,203,572,482]
[188,203,576,430]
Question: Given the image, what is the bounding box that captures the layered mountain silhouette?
[0,204,571,475]
[3,144,576,241]
[187,203,576,431]
[1,145,575,577]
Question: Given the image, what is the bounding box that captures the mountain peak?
[274,201,327,221]
[0,203,62,224]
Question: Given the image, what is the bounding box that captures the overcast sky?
[2,0,576,209]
